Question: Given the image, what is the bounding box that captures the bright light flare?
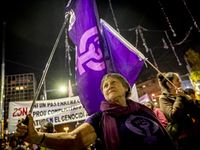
[60,87,66,92]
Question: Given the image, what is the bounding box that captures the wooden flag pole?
[145,58,177,89]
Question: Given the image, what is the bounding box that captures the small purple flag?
[101,19,145,87]
[139,93,151,104]
[66,0,107,115]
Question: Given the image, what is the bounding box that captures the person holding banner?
[15,73,176,150]
[158,72,200,149]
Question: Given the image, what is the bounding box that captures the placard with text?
[8,96,88,132]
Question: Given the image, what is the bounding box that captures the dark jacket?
[159,92,195,140]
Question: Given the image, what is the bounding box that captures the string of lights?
[182,0,200,32]
[164,31,182,66]
[175,26,193,45]
[138,26,149,53]
[158,0,176,37]
[108,0,120,33]
[135,29,138,48]
[162,38,169,49]
[149,49,158,68]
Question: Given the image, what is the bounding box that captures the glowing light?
[64,127,69,132]
[60,87,66,92]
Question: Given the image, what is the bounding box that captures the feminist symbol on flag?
[77,26,105,75]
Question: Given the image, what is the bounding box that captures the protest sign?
[8,96,88,132]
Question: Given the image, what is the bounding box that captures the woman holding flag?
[158,72,200,149]
[15,73,176,150]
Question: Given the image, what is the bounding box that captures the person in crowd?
[15,73,176,150]
[184,88,200,126]
[157,72,200,149]
[36,121,54,150]
[6,140,10,150]
[17,139,27,150]
[144,101,168,128]
[9,137,18,150]
[9,137,26,150]
[184,88,200,108]
[40,121,54,134]
[0,139,6,150]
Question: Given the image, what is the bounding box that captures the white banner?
[8,96,88,132]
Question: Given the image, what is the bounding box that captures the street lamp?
[60,87,66,92]
[43,86,67,100]
[64,127,69,132]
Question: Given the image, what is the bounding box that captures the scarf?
[100,99,140,150]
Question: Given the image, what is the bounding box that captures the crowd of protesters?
[0,137,29,150]
[0,72,199,150]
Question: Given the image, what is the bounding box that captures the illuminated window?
[16,87,19,90]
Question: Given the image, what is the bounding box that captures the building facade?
[136,77,162,107]
[136,77,161,97]
[2,73,37,128]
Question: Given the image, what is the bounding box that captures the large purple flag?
[66,0,107,115]
[101,19,145,87]
[66,0,145,115]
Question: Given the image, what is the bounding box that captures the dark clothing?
[159,91,200,141]
[194,100,200,108]
[86,100,176,150]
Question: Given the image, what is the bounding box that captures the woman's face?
[145,104,153,110]
[172,75,181,88]
[102,76,128,103]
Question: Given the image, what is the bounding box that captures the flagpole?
[145,59,177,88]
[0,22,6,139]
[28,12,69,113]
[20,13,70,140]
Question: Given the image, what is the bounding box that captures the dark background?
[2,0,200,99]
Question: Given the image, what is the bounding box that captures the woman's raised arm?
[15,113,97,150]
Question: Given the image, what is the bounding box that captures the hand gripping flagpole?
[20,12,69,139]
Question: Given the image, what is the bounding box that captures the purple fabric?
[139,93,151,104]
[66,1,144,115]
[101,20,145,87]
[66,0,107,115]
[100,100,140,150]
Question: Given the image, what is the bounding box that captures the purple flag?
[66,1,145,115]
[139,93,151,104]
[101,19,145,87]
[66,0,107,115]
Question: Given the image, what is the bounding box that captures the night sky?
[2,0,200,98]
